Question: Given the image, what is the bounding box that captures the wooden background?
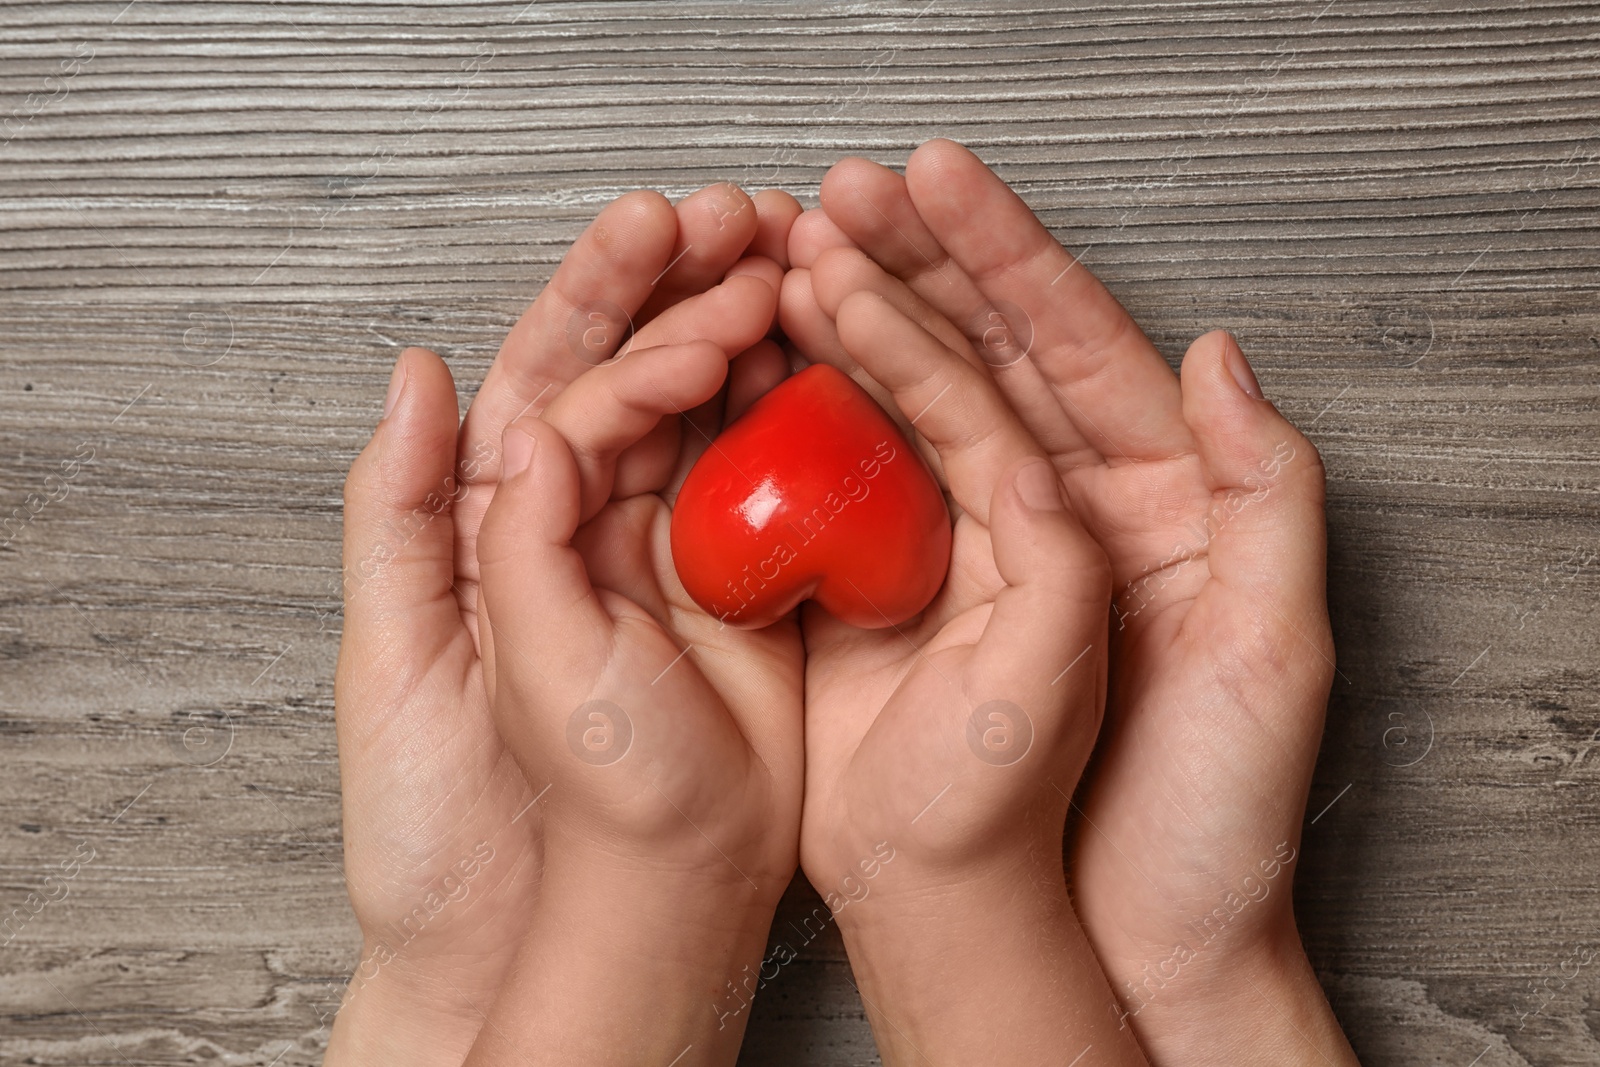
[2,1,1597,1063]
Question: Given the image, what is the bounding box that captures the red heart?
[670,364,951,629]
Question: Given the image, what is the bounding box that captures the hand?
[782,284,1148,1064]
[331,183,801,1064]
[460,327,803,1066]
[788,139,1358,1065]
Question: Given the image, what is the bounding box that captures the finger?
[626,264,778,439]
[724,254,784,301]
[834,290,1044,525]
[659,338,792,503]
[460,191,679,476]
[610,412,683,504]
[778,266,850,368]
[778,267,938,474]
[801,245,1006,461]
[970,458,1110,726]
[725,339,789,422]
[1180,331,1331,645]
[777,264,903,412]
[904,138,1195,462]
[633,197,775,458]
[629,272,778,355]
[817,162,1096,466]
[808,246,983,368]
[658,337,795,503]
[820,156,984,309]
[609,270,779,497]
[340,348,465,662]
[724,254,785,353]
[476,417,612,696]
[748,189,804,269]
[539,342,730,520]
[787,206,857,268]
[636,182,762,323]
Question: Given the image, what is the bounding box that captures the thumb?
[338,347,463,661]
[970,458,1110,741]
[1179,330,1329,619]
[336,347,468,748]
[475,416,612,703]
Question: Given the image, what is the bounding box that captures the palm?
[336,442,543,1011]
[1059,446,1331,968]
[800,512,999,870]
[558,491,803,875]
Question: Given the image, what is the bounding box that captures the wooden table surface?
[2,2,1597,1064]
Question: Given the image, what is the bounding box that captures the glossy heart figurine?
[670,364,952,629]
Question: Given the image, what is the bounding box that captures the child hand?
[794,140,1358,1065]
[331,183,799,1064]
[458,328,804,1064]
[779,283,1148,1064]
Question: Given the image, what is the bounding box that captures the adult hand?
[330,184,800,1064]
[784,140,1356,1066]
[783,284,1148,1064]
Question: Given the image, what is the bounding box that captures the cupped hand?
[474,329,803,892]
[459,334,805,1065]
[331,184,801,1063]
[778,283,1152,1064]
[787,141,1356,1065]
[789,287,1111,890]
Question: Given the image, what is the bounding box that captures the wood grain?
[1,1,1597,1064]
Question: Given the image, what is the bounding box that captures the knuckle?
[342,441,387,513]
[1281,433,1327,505]
[1082,547,1114,603]
[1298,436,1327,485]
[813,244,870,287]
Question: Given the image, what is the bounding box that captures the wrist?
[324,940,497,1066]
[830,859,1148,1066]
[557,818,791,899]
[540,846,785,954]
[1119,913,1358,1066]
[462,853,783,1066]
[828,843,1060,939]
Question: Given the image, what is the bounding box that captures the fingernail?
[1224,336,1264,399]
[381,358,408,421]
[1015,459,1064,511]
[502,426,536,478]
